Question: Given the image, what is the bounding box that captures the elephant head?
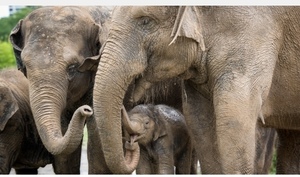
[121,105,167,146]
[9,6,110,155]
[0,69,31,132]
[93,6,204,173]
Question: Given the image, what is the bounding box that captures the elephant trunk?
[29,73,92,155]
[93,40,144,173]
[121,106,139,135]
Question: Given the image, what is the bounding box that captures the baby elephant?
[0,69,93,174]
[122,104,197,174]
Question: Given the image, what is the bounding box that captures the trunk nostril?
[84,108,91,112]
[80,105,93,116]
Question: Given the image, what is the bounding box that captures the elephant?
[121,104,197,174]
[254,124,277,174]
[92,6,300,174]
[0,68,93,174]
[9,6,111,174]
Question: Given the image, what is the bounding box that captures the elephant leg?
[136,149,152,174]
[190,148,199,174]
[175,145,193,174]
[0,120,23,174]
[15,168,38,174]
[276,129,300,174]
[86,117,112,174]
[52,144,82,174]
[155,148,174,174]
[183,82,221,173]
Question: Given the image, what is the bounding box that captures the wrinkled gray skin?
[122,104,197,174]
[0,68,93,174]
[93,6,300,174]
[9,6,110,173]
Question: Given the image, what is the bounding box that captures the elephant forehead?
[129,6,176,20]
[157,106,183,122]
[129,113,149,122]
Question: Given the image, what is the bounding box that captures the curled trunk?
[30,75,93,155]
[93,50,141,174]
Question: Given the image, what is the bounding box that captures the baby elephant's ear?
[153,123,167,141]
[0,86,19,131]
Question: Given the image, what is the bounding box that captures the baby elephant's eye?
[144,120,150,127]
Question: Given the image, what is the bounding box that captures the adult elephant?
[9,6,111,173]
[0,69,92,174]
[93,6,300,174]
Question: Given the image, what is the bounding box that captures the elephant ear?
[170,6,205,51]
[78,54,100,72]
[78,24,107,73]
[153,123,167,141]
[9,19,26,75]
[152,111,167,141]
[0,86,19,131]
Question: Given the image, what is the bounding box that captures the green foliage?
[0,6,40,69]
[0,6,40,42]
[270,152,277,174]
[0,41,16,69]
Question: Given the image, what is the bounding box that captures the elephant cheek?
[68,73,91,101]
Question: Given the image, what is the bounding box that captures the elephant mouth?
[128,134,144,145]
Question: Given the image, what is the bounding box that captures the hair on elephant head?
[9,6,109,173]
[122,104,167,145]
[122,104,197,174]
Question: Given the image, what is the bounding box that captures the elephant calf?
[0,68,93,174]
[122,104,197,174]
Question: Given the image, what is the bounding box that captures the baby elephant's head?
[122,104,166,146]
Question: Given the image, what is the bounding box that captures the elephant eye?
[67,64,78,81]
[145,120,151,128]
[140,17,150,25]
[137,16,156,30]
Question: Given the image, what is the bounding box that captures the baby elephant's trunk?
[121,106,138,135]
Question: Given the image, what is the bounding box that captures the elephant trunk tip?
[78,105,93,117]
[45,105,93,155]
